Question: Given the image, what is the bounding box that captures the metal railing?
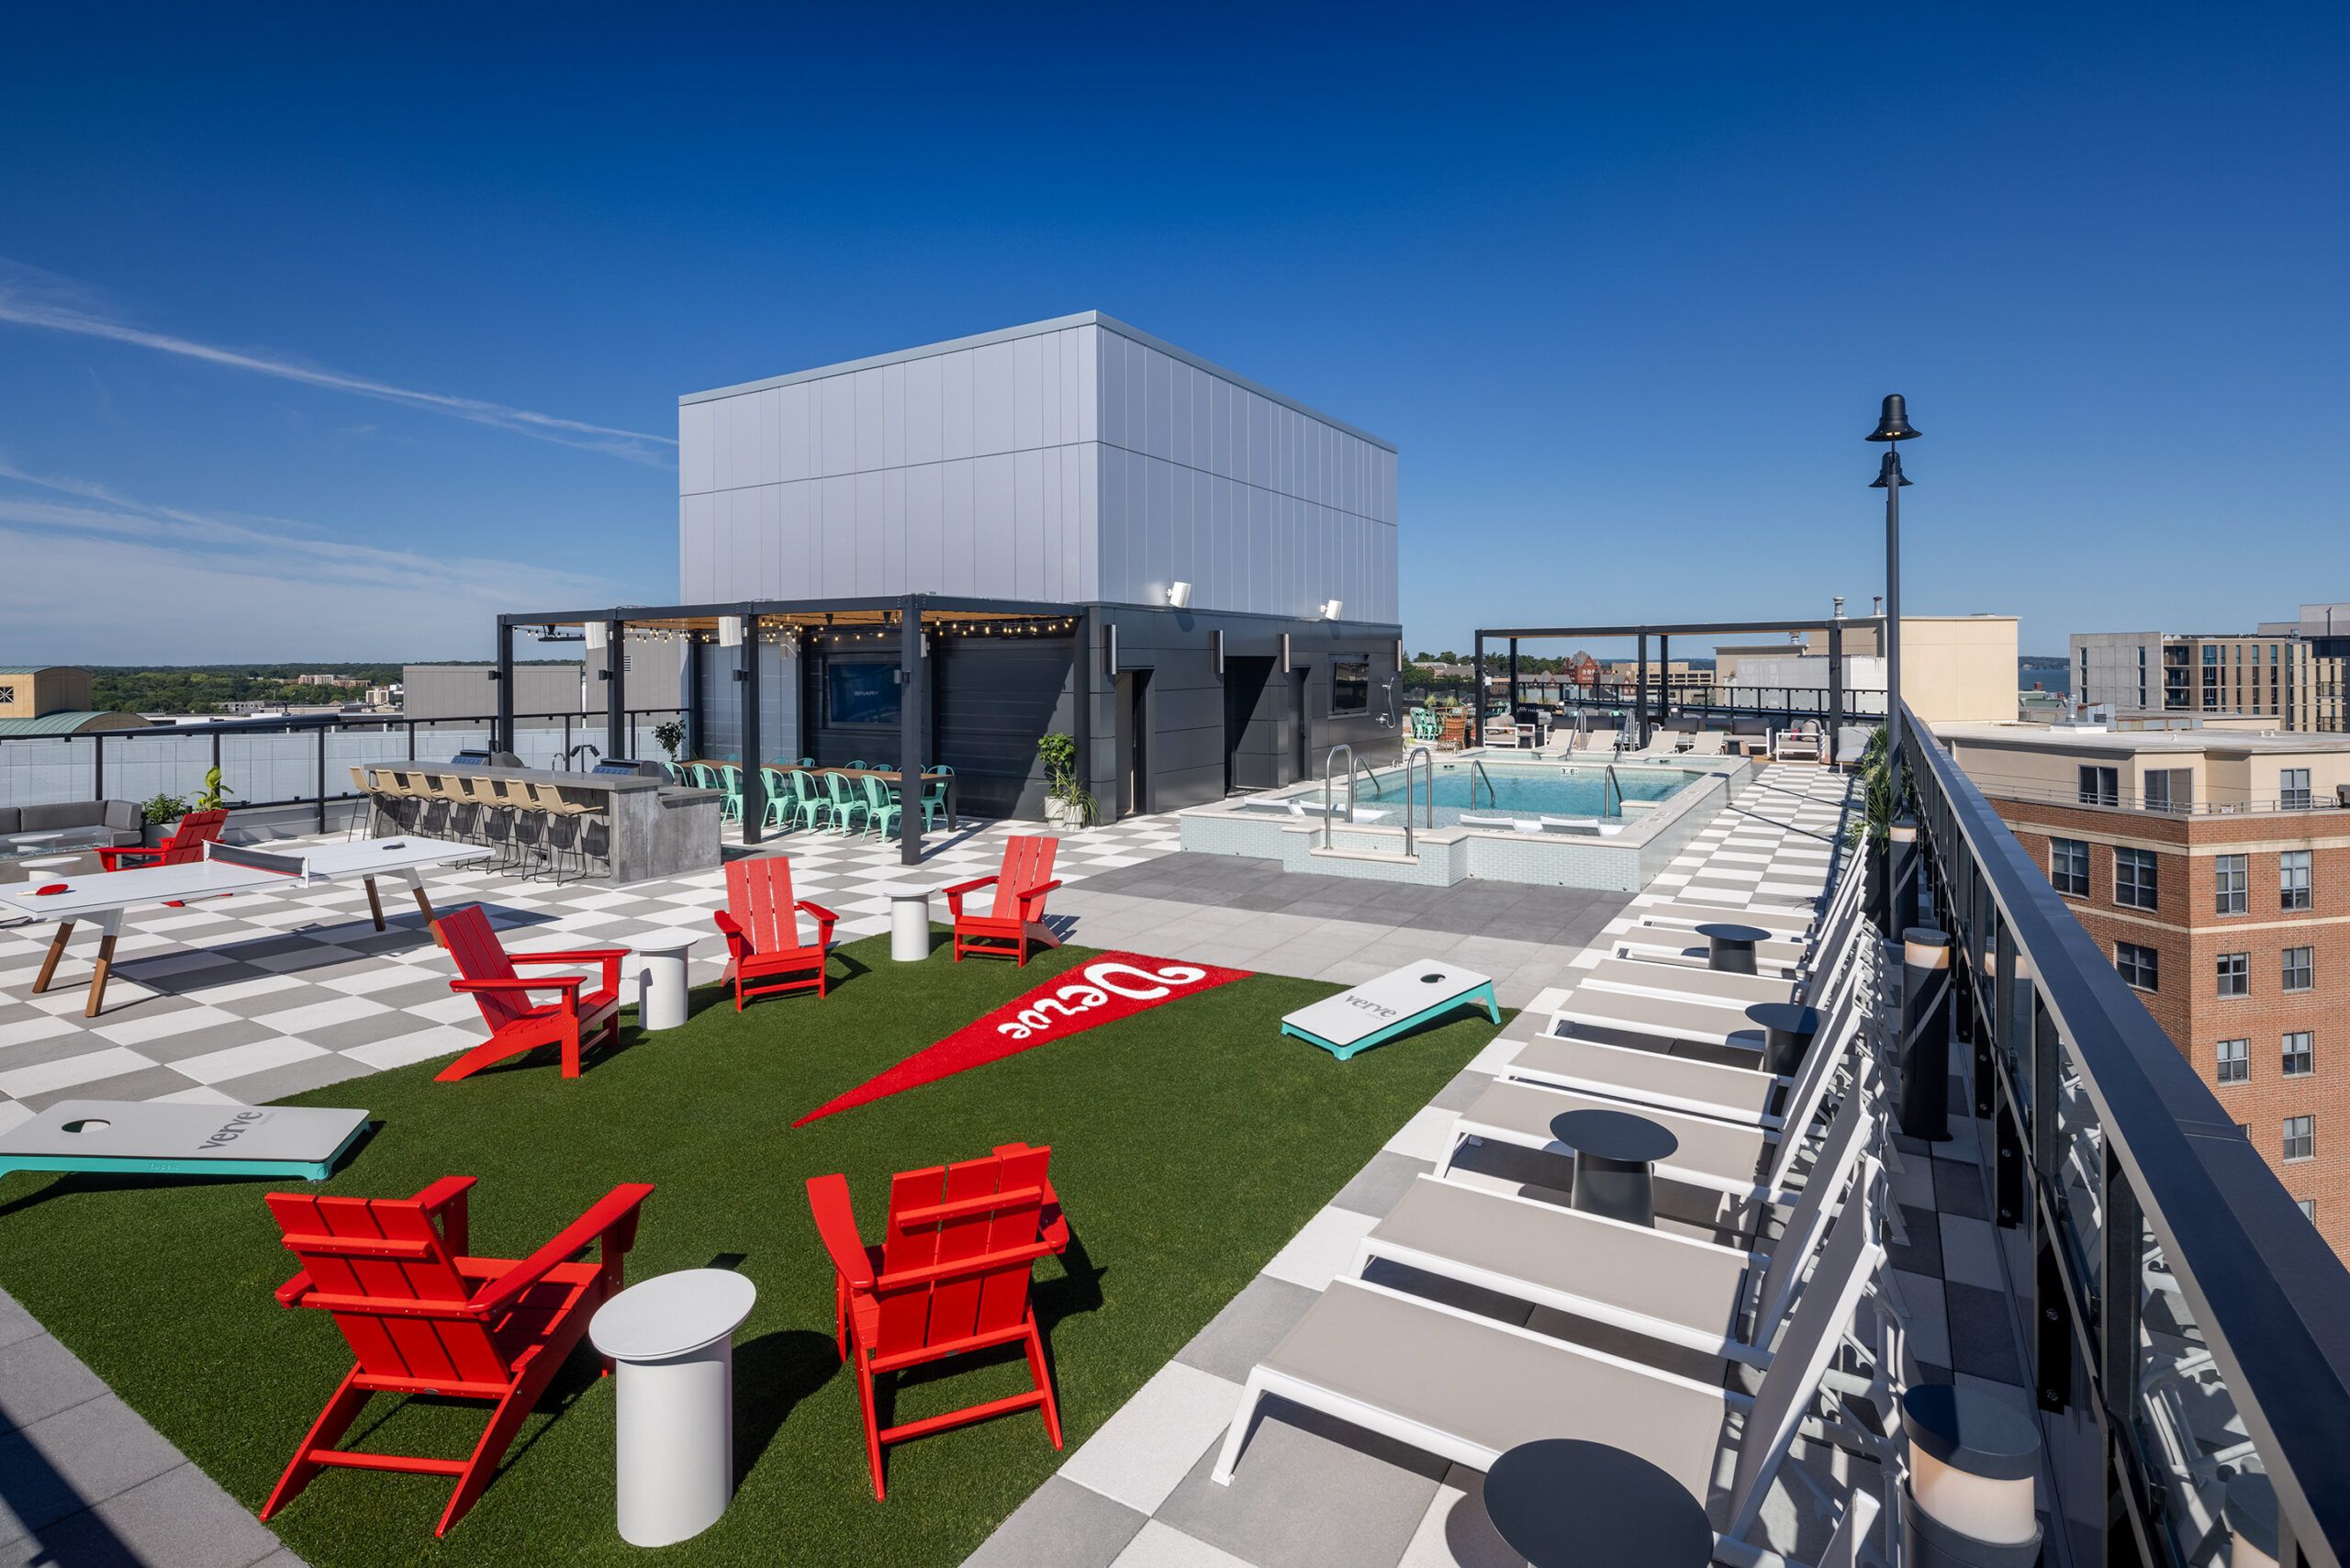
[1958,778,2350,818]
[1897,700,2350,1567]
[0,709,687,830]
[1401,745,1434,858]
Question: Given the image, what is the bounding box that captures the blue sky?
[3,5,2344,664]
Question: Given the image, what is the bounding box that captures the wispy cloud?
[0,461,625,661]
[0,260,675,465]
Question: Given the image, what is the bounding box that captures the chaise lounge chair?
[1212,1179,1887,1568]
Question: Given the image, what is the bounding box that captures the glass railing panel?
[0,736,89,807]
[2054,1040,2104,1280]
[2134,1214,2262,1567]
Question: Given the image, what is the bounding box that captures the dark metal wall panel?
[930,639,1078,821]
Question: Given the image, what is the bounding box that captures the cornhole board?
[1281,961,1500,1061]
[0,1100,369,1182]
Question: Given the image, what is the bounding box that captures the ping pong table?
[1,836,490,1016]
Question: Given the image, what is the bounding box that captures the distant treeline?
[79,662,570,715]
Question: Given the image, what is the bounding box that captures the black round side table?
[1746,1001,1820,1077]
[1695,921,1771,975]
[1484,1439,1712,1568]
[1551,1107,1679,1227]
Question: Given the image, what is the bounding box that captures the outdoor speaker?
[718,615,745,648]
[1168,581,1192,609]
[1321,599,1344,621]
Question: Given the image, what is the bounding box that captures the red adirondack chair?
[94,807,228,871]
[713,856,839,1008]
[260,1175,655,1536]
[806,1142,1071,1499]
[942,835,1062,966]
[431,903,626,1082]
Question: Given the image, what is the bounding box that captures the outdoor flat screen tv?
[827,660,901,727]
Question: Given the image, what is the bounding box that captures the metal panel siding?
[1073,326,1100,443]
[819,375,856,476]
[973,341,1015,456]
[671,318,1393,618]
[942,350,975,461]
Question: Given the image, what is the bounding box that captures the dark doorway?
[1223,655,1274,793]
[1114,668,1152,817]
[1290,666,1311,782]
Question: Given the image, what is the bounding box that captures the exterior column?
[684,633,704,759]
[1507,637,1519,715]
[494,619,516,753]
[605,617,627,760]
[1635,633,1649,747]
[740,612,763,846]
[1472,633,1484,746]
[1826,621,1845,765]
[1074,608,1096,812]
[1658,634,1671,731]
[900,597,925,867]
[1899,926,1953,1141]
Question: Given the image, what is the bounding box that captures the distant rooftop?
[1930,719,2350,756]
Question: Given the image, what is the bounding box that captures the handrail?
[1402,745,1435,858]
[1602,763,1623,818]
[1321,745,1358,849]
[1898,700,2350,1564]
[1468,757,1496,809]
[1354,754,1382,799]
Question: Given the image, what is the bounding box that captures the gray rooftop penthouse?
[499,314,1407,859]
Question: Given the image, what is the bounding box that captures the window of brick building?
[2281,849,2312,911]
[2284,946,2314,993]
[2114,847,2158,910]
[2050,838,2089,897]
[2217,953,2249,998]
[2117,942,2159,991]
[2283,1114,2315,1162]
[2283,1032,2314,1077]
[2216,1038,2249,1084]
[2215,854,2247,914]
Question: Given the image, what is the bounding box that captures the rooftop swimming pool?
[1181,751,1737,890]
[1409,761,1696,823]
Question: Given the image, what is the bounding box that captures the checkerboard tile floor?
[0,812,1185,1134]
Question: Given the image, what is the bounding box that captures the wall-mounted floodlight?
[1168,581,1193,609]
[718,615,745,648]
[1320,599,1344,622]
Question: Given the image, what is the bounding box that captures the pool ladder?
[1604,763,1624,818]
[1323,745,1437,857]
[1469,757,1498,809]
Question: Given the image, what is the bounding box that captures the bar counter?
[363,762,722,884]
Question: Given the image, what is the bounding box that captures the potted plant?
[652,720,686,765]
[196,767,237,812]
[139,792,190,846]
[1845,726,1898,932]
[1036,733,1097,829]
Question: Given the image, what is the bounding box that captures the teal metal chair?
[717,765,746,823]
[847,759,868,772]
[688,762,721,790]
[761,767,795,830]
[797,756,815,768]
[861,774,902,840]
[822,771,867,835]
[919,764,953,831]
[789,770,827,834]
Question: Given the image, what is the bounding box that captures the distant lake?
[2021,661,2070,696]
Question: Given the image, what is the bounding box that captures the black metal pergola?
[497,593,1086,866]
[1471,615,1886,757]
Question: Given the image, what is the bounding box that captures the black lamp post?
[1867,395,1919,757]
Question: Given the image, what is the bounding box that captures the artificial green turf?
[0,930,1504,1567]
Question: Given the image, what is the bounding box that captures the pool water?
[1377,764,1696,823]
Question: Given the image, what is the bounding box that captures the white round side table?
[588,1269,758,1548]
[889,890,933,962]
[632,935,698,1031]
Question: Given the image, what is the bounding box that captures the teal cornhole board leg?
[1281,967,1501,1061]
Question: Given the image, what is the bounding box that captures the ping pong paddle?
[33,883,69,895]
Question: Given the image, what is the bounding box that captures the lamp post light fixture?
[1867,394,1919,759]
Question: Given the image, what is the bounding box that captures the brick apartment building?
[1937,720,2350,1259]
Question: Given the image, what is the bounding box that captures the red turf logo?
[792,952,1250,1126]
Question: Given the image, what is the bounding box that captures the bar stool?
[375,768,421,833]
[346,767,376,838]
[413,774,453,840]
[530,781,596,883]
[496,778,544,878]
